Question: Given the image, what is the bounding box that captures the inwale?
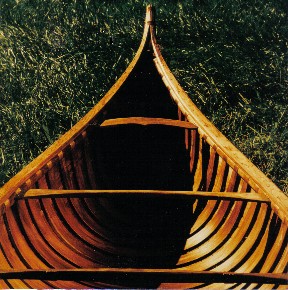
[0,5,287,289]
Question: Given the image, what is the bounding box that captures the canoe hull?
[0,5,287,289]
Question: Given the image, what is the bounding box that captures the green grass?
[0,0,287,193]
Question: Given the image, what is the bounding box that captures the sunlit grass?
[0,0,287,193]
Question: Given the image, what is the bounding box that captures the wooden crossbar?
[19,189,270,203]
[0,268,286,284]
[100,117,198,129]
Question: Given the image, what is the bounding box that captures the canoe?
[0,5,287,289]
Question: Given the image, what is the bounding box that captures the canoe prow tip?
[146,4,155,24]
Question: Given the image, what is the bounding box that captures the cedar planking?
[0,4,287,289]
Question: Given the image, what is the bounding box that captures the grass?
[0,0,287,193]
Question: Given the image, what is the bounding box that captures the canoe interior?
[0,6,287,290]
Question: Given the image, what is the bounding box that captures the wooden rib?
[59,148,78,190]
[258,217,287,273]
[67,198,133,255]
[47,163,64,190]
[0,213,28,269]
[78,198,123,244]
[37,174,49,189]
[20,189,270,203]
[188,200,219,236]
[181,200,235,254]
[0,279,29,289]
[16,200,76,268]
[207,203,269,272]
[234,207,272,273]
[178,202,267,270]
[225,166,239,192]
[0,268,287,285]
[238,177,249,192]
[5,207,48,269]
[52,197,127,261]
[192,134,203,191]
[185,116,190,150]
[70,140,90,189]
[100,117,197,129]
[0,239,11,269]
[83,135,98,189]
[185,128,189,150]
[212,156,227,192]
[81,198,149,249]
[189,129,197,173]
[0,280,10,289]
[205,146,217,191]
[29,198,104,267]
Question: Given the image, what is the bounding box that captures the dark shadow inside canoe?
[83,124,195,272]
[100,49,179,120]
[90,125,192,190]
[76,48,196,272]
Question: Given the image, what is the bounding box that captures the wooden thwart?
[0,268,286,284]
[100,117,198,129]
[20,189,270,203]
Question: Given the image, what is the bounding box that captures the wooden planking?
[83,133,98,189]
[70,140,91,189]
[29,198,103,267]
[100,117,197,129]
[16,199,76,268]
[59,148,79,190]
[0,268,287,285]
[20,189,270,203]
[47,163,64,190]
[5,206,49,269]
[52,197,124,263]
[37,174,49,189]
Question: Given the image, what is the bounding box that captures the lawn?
[0,0,287,192]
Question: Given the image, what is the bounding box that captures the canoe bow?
[0,4,287,289]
